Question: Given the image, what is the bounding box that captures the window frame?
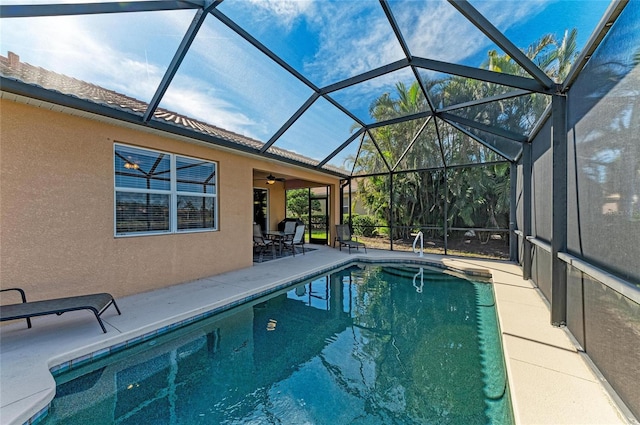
[114,143,218,237]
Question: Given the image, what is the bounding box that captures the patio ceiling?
[0,0,624,178]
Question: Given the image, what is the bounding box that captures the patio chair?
[334,224,367,254]
[283,220,297,235]
[0,288,121,333]
[253,224,276,262]
[283,224,306,256]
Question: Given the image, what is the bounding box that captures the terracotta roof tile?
[0,52,346,174]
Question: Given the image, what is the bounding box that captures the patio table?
[263,231,294,255]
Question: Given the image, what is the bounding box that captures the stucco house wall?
[0,99,340,300]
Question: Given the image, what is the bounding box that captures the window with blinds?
[114,144,217,236]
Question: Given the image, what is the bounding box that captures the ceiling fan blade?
[253,174,285,183]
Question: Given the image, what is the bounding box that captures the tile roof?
[0,52,343,173]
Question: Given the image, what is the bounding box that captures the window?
[114,144,217,236]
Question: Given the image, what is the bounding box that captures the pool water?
[41,264,513,424]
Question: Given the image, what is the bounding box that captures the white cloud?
[1,14,170,101]
[168,18,312,140]
[0,11,293,140]
[470,0,551,32]
[300,2,405,86]
[392,1,504,68]
[244,0,314,29]
[292,1,491,106]
[162,83,257,137]
[0,0,557,147]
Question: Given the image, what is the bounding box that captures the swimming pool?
[39,264,513,424]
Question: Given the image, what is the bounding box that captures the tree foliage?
[350,31,579,240]
[286,189,320,219]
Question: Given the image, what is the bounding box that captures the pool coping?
[0,248,630,425]
[47,258,493,373]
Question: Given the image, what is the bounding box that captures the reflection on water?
[43,265,513,425]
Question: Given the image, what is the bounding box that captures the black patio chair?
[0,288,121,333]
[334,224,367,254]
[253,224,276,262]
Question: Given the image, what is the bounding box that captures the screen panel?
[531,119,552,242]
[566,2,640,284]
[583,270,640,418]
[532,245,552,303]
[566,264,585,349]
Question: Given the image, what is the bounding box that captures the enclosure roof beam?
[526,103,553,143]
[212,9,319,92]
[562,0,629,91]
[448,0,555,89]
[350,132,367,176]
[366,111,433,130]
[317,128,365,169]
[439,112,528,143]
[0,0,204,18]
[353,159,509,179]
[1,77,349,179]
[392,116,433,171]
[379,0,438,113]
[323,95,368,129]
[367,130,393,173]
[260,93,320,153]
[213,8,369,145]
[433,117,448,168]
[443,118,516,162]
[410,57,551,94]
[320,59,410,95]
[438,89,533,113]
[144,2,218,122]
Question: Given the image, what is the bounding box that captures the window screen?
[114,144,217,235]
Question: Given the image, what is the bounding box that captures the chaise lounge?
[334,224,367,254]
[0,288,121,333]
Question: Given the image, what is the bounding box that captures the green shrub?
[351,214,377,237]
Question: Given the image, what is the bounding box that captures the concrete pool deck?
[0,247,631,425]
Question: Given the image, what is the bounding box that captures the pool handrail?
[412,231,424,257]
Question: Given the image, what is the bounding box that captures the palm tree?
[350,30,581,247]
[357,81,441,239]
[482,29,578,82]
[550,29,578,82]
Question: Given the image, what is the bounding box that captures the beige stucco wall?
[0,99,340,301]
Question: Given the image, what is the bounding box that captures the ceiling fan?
[254,174,285,185]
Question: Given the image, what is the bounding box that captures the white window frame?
[114,143,218,237]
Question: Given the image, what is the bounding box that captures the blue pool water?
[40,264,513,424]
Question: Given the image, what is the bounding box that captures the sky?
[0,0,613,165]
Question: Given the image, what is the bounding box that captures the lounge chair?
[334,224,367,254]
[253,224,276,262]
[0,288,121,333]
[283,224,306,256]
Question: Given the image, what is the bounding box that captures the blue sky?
[0,0,612,165]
